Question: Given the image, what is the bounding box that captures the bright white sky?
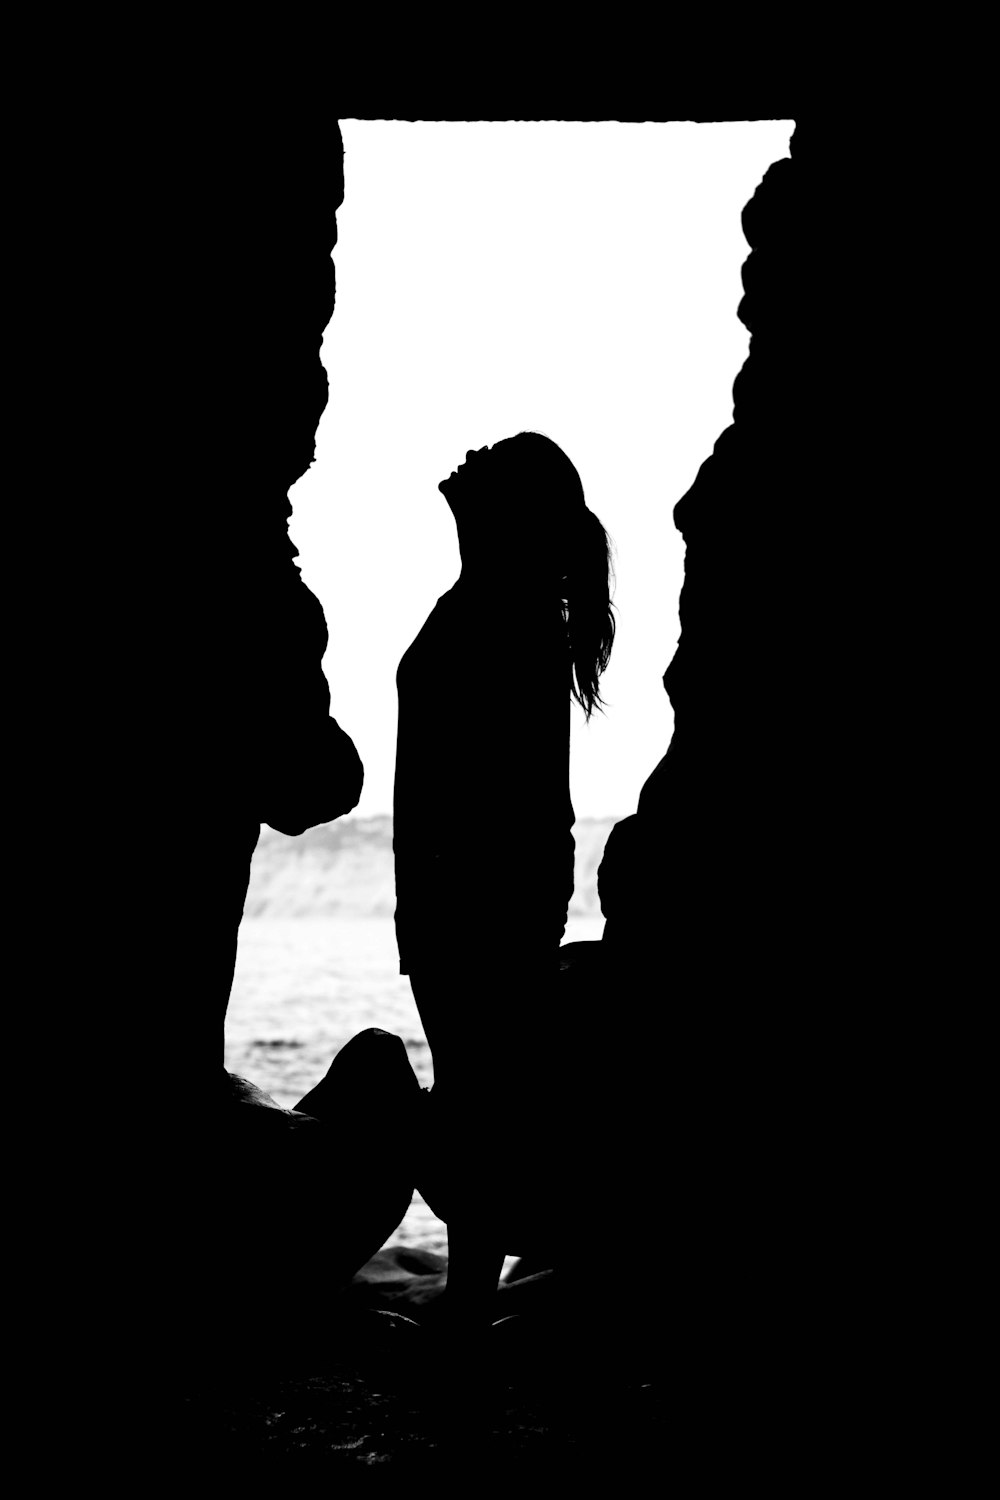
[289,120,793,819]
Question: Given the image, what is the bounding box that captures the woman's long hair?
[506,432,615,720]
[563,503,616,719]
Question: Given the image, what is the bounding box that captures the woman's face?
[438,433,579,576]
[438,441,511,509]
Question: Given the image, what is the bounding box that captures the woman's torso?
[393,582,575,972]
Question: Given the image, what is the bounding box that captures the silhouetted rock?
[160,1030,419,1377]
[595,120,887,1426]
[106,112,365,1415]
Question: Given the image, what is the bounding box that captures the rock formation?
[600,120,878,1448]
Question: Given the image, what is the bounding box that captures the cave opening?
[290,119,793,831]
[225,119,794,1256]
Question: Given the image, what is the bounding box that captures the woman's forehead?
[494,432,556,458]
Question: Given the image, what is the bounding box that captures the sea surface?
[226,910,606,1258]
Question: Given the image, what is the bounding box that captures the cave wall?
[598,118,866,1371]
[105,108,357,1374]
[137,109,351,1095]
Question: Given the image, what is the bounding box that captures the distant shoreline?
[256,812,624,841]
[246,816,620,921]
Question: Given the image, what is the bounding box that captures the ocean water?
[225,911,606,1257]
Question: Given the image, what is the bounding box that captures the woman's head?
[440,433,581,553]
[440,431,615,718]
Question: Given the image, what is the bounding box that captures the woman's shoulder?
[397,585,465,676]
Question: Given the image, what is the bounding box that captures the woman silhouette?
[393,431,615,1326]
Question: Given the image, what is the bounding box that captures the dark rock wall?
[609,123,828,972]
[607,123,858,995]
[105,107,358,1380]
[600,121,878,1395]
[137,111,355,1093]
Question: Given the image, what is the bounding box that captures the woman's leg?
[408,967,510,1329]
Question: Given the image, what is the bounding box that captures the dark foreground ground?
[170,1246,664,1477]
